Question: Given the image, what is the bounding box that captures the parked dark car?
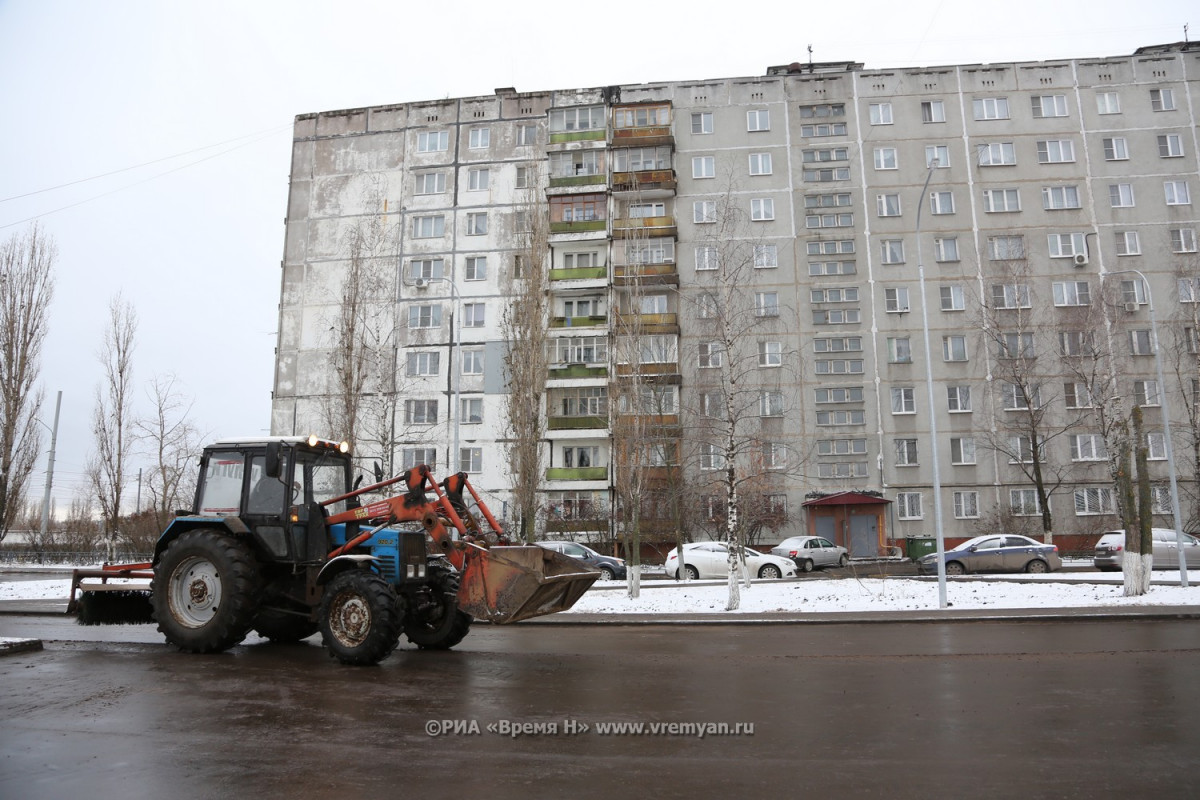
[536,541,626,580]
[917,535,1062,575]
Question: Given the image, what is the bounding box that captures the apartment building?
[272,42,1200,554]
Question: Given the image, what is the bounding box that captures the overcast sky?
[0,0,1192,512]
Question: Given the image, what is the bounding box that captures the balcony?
[548,173,608,191]
[611,169,676,194]
[612,312,679,334]
[613,262,678,286]
[549,266,607,282]
[550,315,607,329]
[549,128,606,145]
[550,219,607,235]
[612,216,676,239]
[548,363,607,379]
[546,467,608,481]
[616,362,679,377]
[547,415,608,431]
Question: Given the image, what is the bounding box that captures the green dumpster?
[906,536,938,561]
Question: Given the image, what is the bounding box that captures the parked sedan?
[665,542,798,580]
[1093,528,1200,571]
[770,536,849,572]
[536,541,626,580]
[916,535,1062,576]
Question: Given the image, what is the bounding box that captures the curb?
[0,636,44,655]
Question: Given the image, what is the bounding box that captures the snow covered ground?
[4,569,1200,615]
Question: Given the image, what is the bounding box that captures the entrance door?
[849,514,878,558]
[815,516,837,546]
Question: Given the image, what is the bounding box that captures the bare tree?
[1165,260,1200,532]
[0,224,55,544]
[134,374,203,531]
[89,296,137,562]
[502,164,550,543]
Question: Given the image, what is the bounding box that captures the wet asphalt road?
[3,616,1200,799]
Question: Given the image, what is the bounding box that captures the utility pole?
[38,390,62,541]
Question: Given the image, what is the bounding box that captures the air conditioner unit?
[413,278,428,289]
[1073,253,1089,267]
[1123,302,1138,313]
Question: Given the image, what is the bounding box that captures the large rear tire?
[152,529,261,653]
[404,566,472,650]
[318,570,402,666]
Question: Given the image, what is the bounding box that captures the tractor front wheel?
[318,570,402,666]
[152,529,261,653]
[404,568,472,650]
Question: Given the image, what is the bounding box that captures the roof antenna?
[807,44,814,70]
[1184,23,1189,43]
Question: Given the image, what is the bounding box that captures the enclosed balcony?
[612,200,675,239]
[610,102,673,148]
[547,336,608,380]
[549,193,608,235]
[548,148,608,191]
[548,105,607,144]
[547,386,608,431]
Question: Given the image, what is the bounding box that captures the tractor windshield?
[296,450,352,516]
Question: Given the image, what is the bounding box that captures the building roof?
[803,492,891,507]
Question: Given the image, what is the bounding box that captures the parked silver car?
[665,542,797,580]
[536,541,626,580]
[770,536,849,572]
[917,534,1062,575]
[1093,528,1200,571]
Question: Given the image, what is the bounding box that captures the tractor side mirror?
[265,442,282,478]
[373,460,384,483]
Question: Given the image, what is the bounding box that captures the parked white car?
[1094,528,1200,571]
[664,542,797,580]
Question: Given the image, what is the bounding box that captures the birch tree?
[0,224,55,544]
[89,296,137,562]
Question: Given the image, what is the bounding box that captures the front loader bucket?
[457,545,599,624]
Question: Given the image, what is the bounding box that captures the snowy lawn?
[8,573,1199,615]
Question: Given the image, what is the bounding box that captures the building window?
[748,153,773,175]
[417,130,449,152]
[810,261,856,276]
[954,492,980,519]
[947,385,972,412]
[549,106,605,132]
[1147,432,1167,461]
[897,492,923,520]
[747,109,770,131]
[987,235,1025,261]
[406,351,440,377]
[700,443,725,471]
[1165,181,1191,206]
[885,287,910,313]
[815,387,864,404]
[517,124,538,146]
[692,156,715,179]
[1052,281,1090,307]
[1115,231,1141,256]
[760,391,784,417]
[891,387,915,414]
[943,336,968,362]
[468,127,490,149]
[461,397,483,424]
[894,439,918,467]
[1109,184,1135,208]
[815,359,864,376]
[467,167,489,191]
[1096,92,1120,114]
[811,287,859,303]
[1159,134,1184,158]
[887,337,911,364]
[1134,380,1161,407]
[877,193,902,217]
[803,147,850,163]
[1074,488,1114,515]
[410,258,444,282]
[813,336,862,353]
[1130,329,1154,356]
[462,349,484,376]
[691,112,713,134]
[1037,140,1075,164]
[753,245,778,269]
[999,332,1035,359]
[950,437,976,465]
[412,215,445,238]
[465,212,487,236]
[464,256,487,281]
[699,342,724,368]
[754,292,779,317]
[408,304,442,329]
[759,341,782,367]
[461,303,486,328]
[991,283,1031,309]
[933,237,959,263]
[1010,489,1042,517]
[869,102,893,125]
[973,97,1009,120]
[402,448,437,471]
[982,188,1021,213]
[693,201,717,224]
[404,399,438,425]
[924,145,951,168]
[416,172,446,194]
[804,167,851,182]
[1042,186,1080,210]
[813,309,862,325]
[978,142,1016,166]
[1121,278,1148,305]
[921,100,946,123]
[807,212,854,229]
[750,198,775,221]
[1172,229,1198,253]
[459,447,483,473]
[1002,382,1040,410]
[817,438,867,456]
[874,147,898,170]
[1059,330,1091,357]
[1070,434,1107,461]
[1103,137,1129,161]
[1047,232,1086,258]
[818,462,869,479]
[1031,95,1068,118]
[816,410,866,425]
[809,240,856,256]
[1150,88,1176,112]
[941,285,965,311]
[880,239,905,264]
[1152,486,1173,515]
[930,191,955,215]
[1064,382,1095,409]
[695,245,718,271]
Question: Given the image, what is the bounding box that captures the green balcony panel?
[546,467,608,481]
[550,220,608,234]
[550,266,607,281]
[549,130,606,144]
[548,415,607,430]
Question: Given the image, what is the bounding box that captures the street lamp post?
[38,390,63,541]
[915,160,950,608]
[1103,268,1188,587]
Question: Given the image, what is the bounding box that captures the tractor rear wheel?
[404,567,472,650]
[152,529,261,653]
[318,570,402,666]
